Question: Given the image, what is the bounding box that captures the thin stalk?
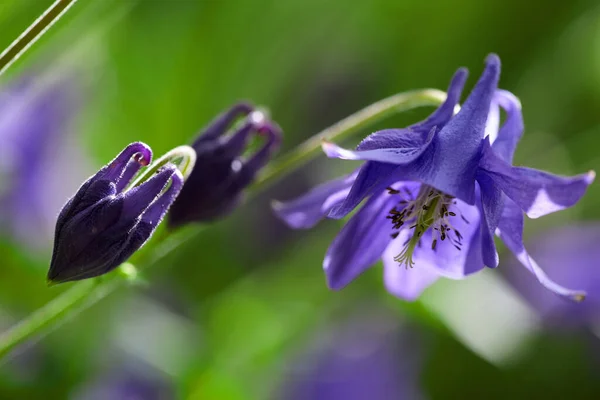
[0,0,79,75]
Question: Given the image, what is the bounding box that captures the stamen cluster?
[386,185,467,268]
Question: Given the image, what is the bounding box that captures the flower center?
[386,185,467,268]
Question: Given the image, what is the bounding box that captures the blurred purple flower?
[0,75,90,249]
[504,224,600,328]
[274,54,594,302]
[72,367,174,400]
[168,103,281,227]
[279,311,423,400]
[48,143,183,283]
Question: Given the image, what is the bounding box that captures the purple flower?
[168,103,281,227]
[0,75,90,249]
[278,311,423,400]
[72,367,174,400]
[48,143,183,283]
[503,224,600,327]
[274,54,594,302]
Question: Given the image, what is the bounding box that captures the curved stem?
[0,89,446,360]
[0,0,79,76]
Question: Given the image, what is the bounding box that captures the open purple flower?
[274,54,594,302]
[48,142,183,284]
[168,103,281,227]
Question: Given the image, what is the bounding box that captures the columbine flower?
[503,224,600,327]
[168,103,281,227]
[274,54,594,301]
[48,142,183,284]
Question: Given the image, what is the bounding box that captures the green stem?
[0,89,445,359]
[0,0,79,76]
[0,268,126,360]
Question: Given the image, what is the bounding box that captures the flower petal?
[491,90,523,163]
[328,162,398,219]
[141,169,183,226]
[273,171,357,229]
[410,68,469,132]
[324,184,419,290]
[356,68,468,152]
[322,127,435,164]
[484,94,500,144]
[496,198,586,301]
[476,174,503,267]
[99,142,152,184]
[422,54,501,203]
[382,246,440,301]
[121,164,178,221]
[480,140,595,218]
[193,102,253,144]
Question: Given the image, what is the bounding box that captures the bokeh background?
[1,0,600,398]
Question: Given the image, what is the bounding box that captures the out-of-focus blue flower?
[71,366,174,400]
[274,54,594,302]
[278,310,423,400]
[0,75,90,249]
[168,103,281,227]
[504,224,600,327]
[48,142,183,283]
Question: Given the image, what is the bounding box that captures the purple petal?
[422,54,500,203]
[273,171,357,229]
[108,171,185,269]
[409,68,468,132]
[475,174,503,267]
[382,240,440,301]
[328,162,397,219]
[322,128,435,164]
[324,185,419,290]
[496,198,585,301]
[115,158,146,193]
[480,140,595,218]
[98,142,152,184]
[141,169,184,226]
[242,120,282,172]
[222,122,256,157]
[193,102,253,145]
[484,94,500,144]
[491,90,523,163]
[121,164,178,221]
[356,68,468,152]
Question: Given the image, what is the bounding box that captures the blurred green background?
[1,0,600,398]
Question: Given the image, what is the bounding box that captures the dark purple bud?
[48,142,184,284]
[168,102,281,227]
